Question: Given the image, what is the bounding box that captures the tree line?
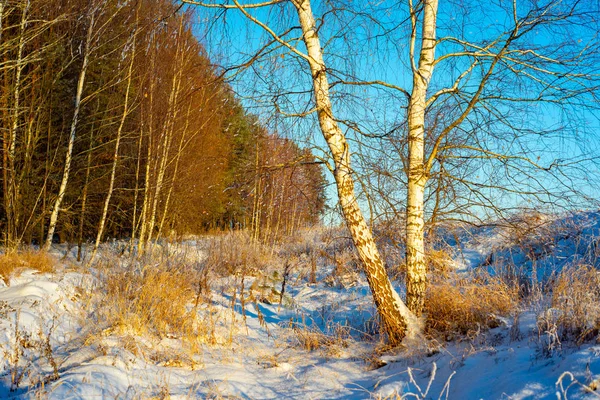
[0,0,326,254]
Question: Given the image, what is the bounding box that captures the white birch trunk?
[146,18,185,252]
[90,32,136,262]
[5,0,29,248]
[292,0,421,344]
[156,101,192,239]
[129,111,145,252]
[44,13,95,251]
[405,0,438,315]
[137,34,157,256]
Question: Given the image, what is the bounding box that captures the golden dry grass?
[204,231,279,276]
[0,250,56,285]
[426,248,454,278]
[424,273,519,340]
[90,260,212,349]
[549,264,600,343]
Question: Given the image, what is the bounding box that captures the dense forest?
[0,0,326,252]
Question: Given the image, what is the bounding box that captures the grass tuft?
[424,273,518,340]
[549,264,600,343]
[0,250,56,285]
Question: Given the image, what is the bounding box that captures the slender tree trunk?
[137,80,154,255]
[77,128,94,262]
[147,24,184,251]
[130,109,145,252]
[156,101,192,239]
[292,0,420,344]
[5,0,29,249]
[40,109,52,244]
[405,0,438,316]
[77,97,101,261]
[44,12,95,250]
[91,30,136,262]
[1,9,9,246]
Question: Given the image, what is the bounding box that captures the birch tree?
[91,22,138,261]
[44,0,132,250]
[185,0,422,344]
[395,0,599,314]
[186,0,600,341]
[1,0,61,249]
[44,3,100,250]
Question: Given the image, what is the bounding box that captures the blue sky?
[186,0,600,224]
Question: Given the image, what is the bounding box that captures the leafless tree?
[184,0,600,342]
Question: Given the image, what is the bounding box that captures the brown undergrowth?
[547,264,600,343]
[423,249,519,340]
[425,274,518,340]
[86,256,215,357]
[0,250,56,285]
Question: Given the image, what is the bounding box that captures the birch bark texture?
[291,0,421,344]
[405,0,438,316]
[44,9,96,251]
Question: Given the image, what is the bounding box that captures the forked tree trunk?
[405,0,438,315]
[292,0,420,344]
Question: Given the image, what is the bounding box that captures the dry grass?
[424,273,519,340]
[426,248,454,278]
[548,264,600,343]
[284,319,351,358]
[0,250,56,285]
[203,231,279,276]
[88,259,213,349]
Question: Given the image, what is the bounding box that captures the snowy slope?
[1,213,600,399]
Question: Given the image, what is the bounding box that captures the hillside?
[1,211,600,398]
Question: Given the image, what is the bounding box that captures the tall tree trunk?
[137,70,154,255]
[77,127,95,262]
[1,0,9,247]
[251,140,262,242]
[44,12,95,250]
[156,101,192,239]
[292,0,420,344]
[405,0,438,315]
[91,29,137,262]
[146,19,184,252]
[130,107,145,253]
[5,0,29,249]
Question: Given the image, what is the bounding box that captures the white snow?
[1,211,600,399]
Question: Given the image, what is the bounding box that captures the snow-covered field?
[1,212,600,399]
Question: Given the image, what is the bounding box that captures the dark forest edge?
[0,0,327,253]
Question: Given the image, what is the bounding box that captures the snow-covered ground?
[1,212,600,399]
